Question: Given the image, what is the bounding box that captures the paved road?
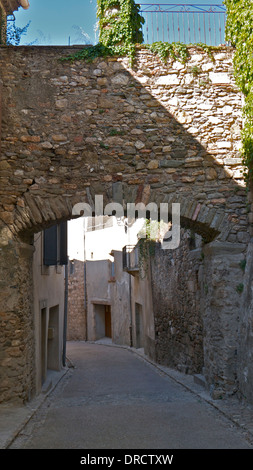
[9,342,253,449]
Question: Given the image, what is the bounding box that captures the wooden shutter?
[59,221,68,265]
[43,224,58,266]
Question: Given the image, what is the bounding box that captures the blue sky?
[13,1,225,46]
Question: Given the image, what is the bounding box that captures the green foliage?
[236,283,244,294]
[63,1,144,66]
[145,41,217,64]
[138,237,156,279]
[6,20,31,46]
[192,42,216,61]
[190,65,201,76]
[97,0,144,47]
[239,259,247,271]
[61,42,120,63]
[225,0,253,181]
[137,219,168,279]
[109,128,125,136]
[145,41,189,63]
[61,3,218,69]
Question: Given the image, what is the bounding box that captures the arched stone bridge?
[0,45,250,402]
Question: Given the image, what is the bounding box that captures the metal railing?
[139,4,227,46]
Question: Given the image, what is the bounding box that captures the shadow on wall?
[0,46,246,239]
[0,44,250,402]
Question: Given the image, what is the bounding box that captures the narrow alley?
[7,342,253,451]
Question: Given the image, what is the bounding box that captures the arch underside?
[12,190,229,245]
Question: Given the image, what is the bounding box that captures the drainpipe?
[129,273,133,347]
[19,0,30,9]
[83,231,88,341]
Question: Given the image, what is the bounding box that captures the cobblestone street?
[6,342,253,450]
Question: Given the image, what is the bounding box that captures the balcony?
[123,245,139,277]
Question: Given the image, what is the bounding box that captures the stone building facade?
[33,229,66,396]
[150,231,204,375]
[67,259,86,341]
[0,44,252,403]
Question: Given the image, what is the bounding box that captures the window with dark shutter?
[43,222,68,266]
[59,221,68,265]
[43,224,58,266]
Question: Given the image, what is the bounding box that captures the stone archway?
[0,44,248,403]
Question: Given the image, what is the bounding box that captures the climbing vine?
[138,238,155,279]
[137,219,168,279]
[97,0,144,47]
[62,1,217,68]
[62,0,144,66]
[6,19,31,45]
[145,41,216,64]
[225,0,253,181]
[145,41,189,63]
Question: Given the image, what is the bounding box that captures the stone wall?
[237,181,253,402]
[150,231,203,375]
[0,45,247,240]
[67,259,86,341]
[0,241,35,403]
[0,45,250,403]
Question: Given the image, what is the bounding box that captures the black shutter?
[59,221,68,266]
[43,224,58,266]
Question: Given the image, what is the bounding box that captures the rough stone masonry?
[0,45,251,403]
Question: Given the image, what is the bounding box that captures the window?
[43,221,68,266]
[69,260,75,275]
[111,261,115,278]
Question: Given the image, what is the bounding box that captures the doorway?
[47,305,60,371]
[94,304,112,340]
[40,304,60,387]
[105,305,112,338]
[41,307,47,386]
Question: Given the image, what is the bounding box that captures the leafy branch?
[62,0,144,66]
[225,0,253,182]
[6,20,31,46]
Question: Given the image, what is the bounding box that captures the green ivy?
[6,20,31,45]
[137,219,168,279]
[97,0,144,47]
[62,1,144,66]
[138,238,156,279]
[145,41,216,64]
[145,41,189,63]
[61,2,218,68]
[225,0,253,181]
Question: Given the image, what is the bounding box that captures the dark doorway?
[105,305,112,338]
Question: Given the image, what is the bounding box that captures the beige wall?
[33,231,65,394]
[111,251,131,346]
[130,261,155,358]
[111,249,155,354]
[84,249,155,354]
[86,253,133,347]
[86,259,111,341]
[67,259,86,341]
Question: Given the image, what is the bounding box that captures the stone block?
[156,75,180,86]
[209,72,231,85]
